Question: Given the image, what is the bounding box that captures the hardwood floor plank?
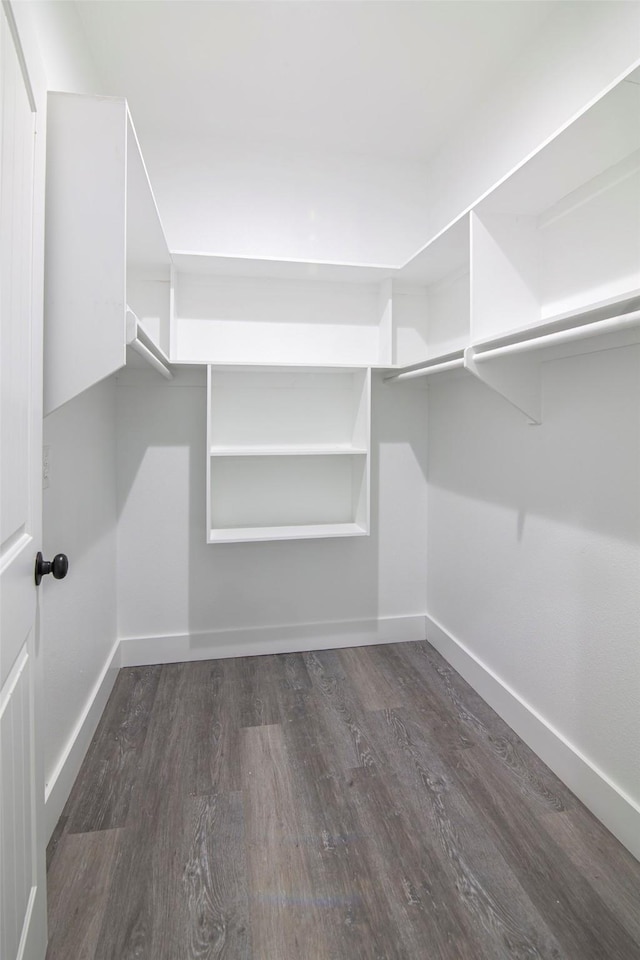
[303,649,381,773]
[222,656,282,729]
[279,689,410,959]
[182,660,243,795]
[344,765,486,960]
[241,723,333,960]
[266,652,313,692]
[392,642,574,813]
[65,665,162,834]
[538,805,640,945]
[451,747,640,960]
[46,829,122,960]
[180,792,251,960]
[361,707,566,960]
[338,646,407,711]
[92,663,192,960]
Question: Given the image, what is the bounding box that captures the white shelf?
[377,74,640,422]
[208,522,368,544]
[206,367,371,543]
[171,270,393,367]
[478,80,640,218]
[210,444,367,457]
[470,76,640,345]
[44,92,171,414]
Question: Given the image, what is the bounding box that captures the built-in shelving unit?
[206,367,370,542]
[384,70,640,422]
[43,69,640,539]
[44,92,171,414]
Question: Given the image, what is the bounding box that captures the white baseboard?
[119,615,427,668]
[44,639,121,841]
[425,614,640,862]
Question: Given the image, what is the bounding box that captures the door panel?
[0,3,47,957]
[1,648,35,960]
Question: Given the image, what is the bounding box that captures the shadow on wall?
[426,345,640,545]
[115,370,428,646]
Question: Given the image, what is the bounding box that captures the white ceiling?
[76,0,558,163]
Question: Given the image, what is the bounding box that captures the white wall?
[29,0,103,95]
[115,370,428,654]
[426,346,640,837]
[30,0,120,836]
[42,378,119,832]
[424,1,640,239]
[142,136,432,265]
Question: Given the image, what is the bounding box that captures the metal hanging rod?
[472,308,640,363]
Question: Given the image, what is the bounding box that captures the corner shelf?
[384,73,640,424]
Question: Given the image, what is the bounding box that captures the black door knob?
[35,552,69,586]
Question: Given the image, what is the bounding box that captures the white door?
[0,3,48,958]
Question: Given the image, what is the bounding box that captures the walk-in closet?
[2,2,639,958]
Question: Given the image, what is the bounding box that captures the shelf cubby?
[208,454,368,543]
[206,367,371,542]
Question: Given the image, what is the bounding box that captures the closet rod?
[473,308,640,363]
[130,337,173,380]
[385,357,465,382]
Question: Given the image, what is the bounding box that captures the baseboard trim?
[44,638,121,841]
[425,614,640,862]
[119,615,428,668]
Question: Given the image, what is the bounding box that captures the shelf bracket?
[464,345,542,425]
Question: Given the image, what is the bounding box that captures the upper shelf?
[478,79,640,218]
[44,93,172,414]
[169,73,640,374]
[45,69,640,400]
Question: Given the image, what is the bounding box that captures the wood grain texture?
[181,792,250,959]
[64,665,162,834]
[47,643,640,960]
[46,829,122,960]
[242,723,332,960]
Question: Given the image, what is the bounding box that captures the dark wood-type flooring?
[46,641,640,959]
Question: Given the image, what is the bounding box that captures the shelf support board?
[464,346,542,425]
